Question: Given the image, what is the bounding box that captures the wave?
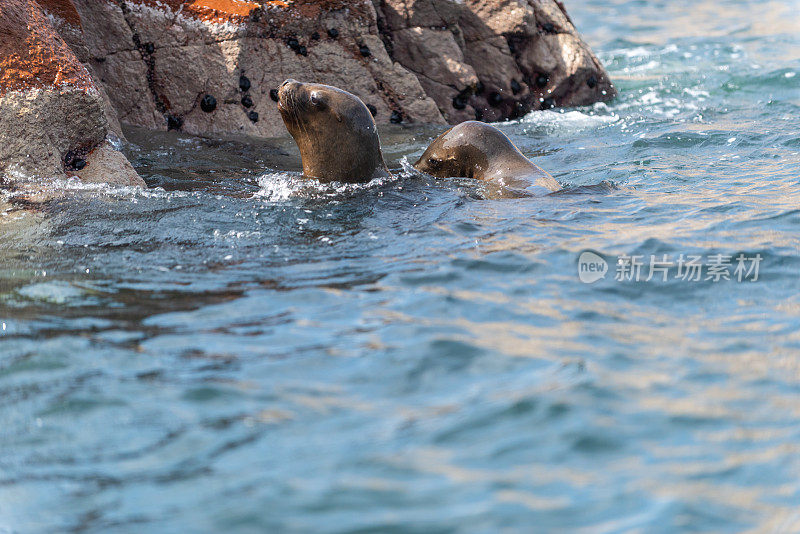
[515,109,620,134]
[253,169,405,202]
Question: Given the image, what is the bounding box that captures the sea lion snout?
[277,79,300,112]
[280,79,299,94]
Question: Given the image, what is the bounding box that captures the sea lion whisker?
[290,93,311,150]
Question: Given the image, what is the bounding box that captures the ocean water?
[2,0,800,532]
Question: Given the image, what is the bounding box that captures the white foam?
[1,164,42,184]
[253,172,307,201]
[254,171,399,202]
[399,156,425,176]
[1,175,152,206]
[607,42,679,60]
[50,177,180,200]
[212,228,263,240]
[622,60,660,73]
[516,109,619,133]
[682,87,710,99]
[16,281,86,304]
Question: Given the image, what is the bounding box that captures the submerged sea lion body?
[414,121,560,195]
[277,79,389,183]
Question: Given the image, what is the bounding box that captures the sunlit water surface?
[2,0,800,531]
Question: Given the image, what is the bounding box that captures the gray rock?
[71,0,444,138]
[374,0,616,121]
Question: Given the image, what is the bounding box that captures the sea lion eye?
[427,157,442,168]
[309,92,327,109]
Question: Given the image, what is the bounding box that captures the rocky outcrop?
[374,0,616,123]
[0,0,145,189]
[1,0,613,191]
[64,0,444,139]
[48,0,613,138]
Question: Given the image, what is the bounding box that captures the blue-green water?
[2,0,800,531]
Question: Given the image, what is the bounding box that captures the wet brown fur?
[414,121,560,195]
[278,80,389,183]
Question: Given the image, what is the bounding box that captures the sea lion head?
[414,121,528,181]
[277,80,388,183]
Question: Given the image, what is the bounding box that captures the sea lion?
[414,121,561,196]
[277,79,390,183]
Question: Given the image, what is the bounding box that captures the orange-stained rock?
[0,0,144,188]
[185,0,261,22]
[0,0,93,95]
[130,0,261,23]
